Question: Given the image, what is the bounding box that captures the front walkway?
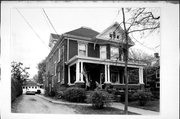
[37,94,159,115]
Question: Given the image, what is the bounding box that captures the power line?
[42,8,59,35]
[130,33,157,52]
[16,8,49,50]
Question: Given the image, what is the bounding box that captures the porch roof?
[66,55,146,68]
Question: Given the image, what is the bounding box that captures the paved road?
[11,94,76,114]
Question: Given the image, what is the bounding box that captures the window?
[100,46,107,59]
[58,72,60,82]
[111,47,119,60]
[111,72,119,83]
[58,48,60,62]
[60,46,64,62]
[156,82,160,88]
[156,69,160,78]
[54,61,56,76]
[78,43,87,57]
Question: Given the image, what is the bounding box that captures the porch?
[66,56,145,90]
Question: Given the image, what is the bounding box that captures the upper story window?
[60,46,64,62]
[78,43,87,57]
[111,46,119,60]
[100,46,107,59]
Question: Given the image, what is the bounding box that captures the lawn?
[127,99,160,112]
[67,105,139,115]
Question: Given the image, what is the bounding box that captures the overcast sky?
[10,3,160,78]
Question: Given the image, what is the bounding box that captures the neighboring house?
[22,80,44,94]
[45,22,145,93]
[145,53,160,98]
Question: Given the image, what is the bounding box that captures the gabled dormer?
[95,22,135,47]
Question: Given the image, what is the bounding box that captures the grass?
[127,99,160,112]
[67,104,139,115]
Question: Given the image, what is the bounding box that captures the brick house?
[44,22,145,92]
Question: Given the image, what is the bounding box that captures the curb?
[36,95,91,106]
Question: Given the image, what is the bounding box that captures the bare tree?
[119,8,160,114]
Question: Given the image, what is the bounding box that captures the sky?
[10,4,160,79]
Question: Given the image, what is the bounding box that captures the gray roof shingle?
[65,27,99,38]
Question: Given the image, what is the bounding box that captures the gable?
[96,22,135,46]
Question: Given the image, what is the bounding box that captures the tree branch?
[127,8,145,31]
[128,25,160,34]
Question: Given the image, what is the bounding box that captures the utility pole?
[122,8,129,114]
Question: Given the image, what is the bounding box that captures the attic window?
[117,35,119,39]
[109,33,112,38]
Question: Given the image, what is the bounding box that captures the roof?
[23,80,38,87]
[50,33,61,39]
[65,27,99,38]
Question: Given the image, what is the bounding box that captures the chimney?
[154,53,159,58]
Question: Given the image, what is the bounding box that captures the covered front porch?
[66,56,145,90]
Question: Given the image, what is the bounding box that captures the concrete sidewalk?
[112,102,159,115]
[37,94,159,115]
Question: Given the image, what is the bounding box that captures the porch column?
[107,65,110,83]
[80,62,83,82]
[139,67,144,84]
[104,64,108,83]
[76,61,80,82]
[68,65,70,84]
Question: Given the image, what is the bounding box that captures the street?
[11,94,76,114]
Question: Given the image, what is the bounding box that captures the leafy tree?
[11,61,30,84]
[36,59,46,84]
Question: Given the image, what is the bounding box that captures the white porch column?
[76,61,80,82]
[139,67,144,84]
[104,64,108,83]
[68,65,70,84]
[107,64,111,83]
[80,62,83,82]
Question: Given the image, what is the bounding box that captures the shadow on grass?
[68,105,139,115]
[127,100,160,112]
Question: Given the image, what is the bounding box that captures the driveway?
[11,94,76,114]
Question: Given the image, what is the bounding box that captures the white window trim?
[78,42,88,57]
[100,45,107,59]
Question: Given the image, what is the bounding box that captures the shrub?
[11,78,22,102]
[54,84,68,99]
[132,90,153,106]
[63,87,86,102]
[48,90,56,97]
[87,90,112,109]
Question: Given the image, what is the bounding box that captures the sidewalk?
[37,94,159,115]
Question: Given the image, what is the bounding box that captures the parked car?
[36,90,41,94]
[26,91,36,95]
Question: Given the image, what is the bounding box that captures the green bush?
[132,90,153,106]
[63,87,86,102]
[87,90,112,109]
